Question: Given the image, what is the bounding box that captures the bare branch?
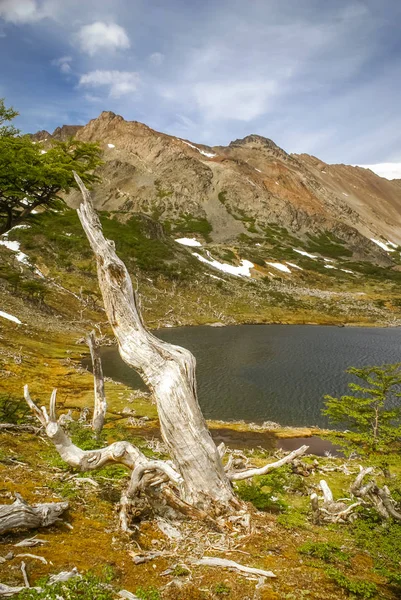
[86,330,107,433]
[0,495,68,535]
[194,557,276,578]
[229,445,309,481]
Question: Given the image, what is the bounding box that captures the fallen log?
[0,494,68,535]
[0,582,41,597]
[194,556,276,578]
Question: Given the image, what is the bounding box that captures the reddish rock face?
[38,111,401,260]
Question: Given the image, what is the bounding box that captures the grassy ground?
[1,421,400,599]
[1,209,401,598]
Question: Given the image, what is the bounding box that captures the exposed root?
[311,467,401,524]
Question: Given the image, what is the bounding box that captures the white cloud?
[51,55,72,74]
[0,0,46,24]
[193,80,278,121]
[79,70,140,98]
[149,52,164,66]
[354,163,401,180]
[76,21,130,56]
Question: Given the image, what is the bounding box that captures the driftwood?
[194,556,276,578]
[74,172,236,512]
[0,582,41,597]
[0,568,80,598]
[229,445,309,481]
[311,468,401,524]
[0,424,40,434]
[86,330,107,433]
[0,494,68,535]
[350,467,401,521]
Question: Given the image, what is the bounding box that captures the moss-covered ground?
[1,421,400,599]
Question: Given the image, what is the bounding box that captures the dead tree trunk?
[0,494,68,535]
[21,173,309,530]
[74,173,236,512]
[86,330,107,433]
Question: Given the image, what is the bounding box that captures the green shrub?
[325,567,377,598]
[235,467,300,512]
[17,572,114,599]
[299,541,349,563]
[214,582,231,595]
[135,586,161,600]
[173,213,213,242]
[0,393,30,424]
[277,511,307,529]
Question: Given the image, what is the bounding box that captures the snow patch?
[286,262,303,271]
[175,238,202,247]
[40,150,47,155]
[180,140,216,158]
[0,310,22,325]
[266,262,291,274]
[323,258,334,262]
[107,143,115,148]
[342,192,349,196]
[0,238,30,264]
[341,269,354,274]
[193,252,254,277]
[293,249,318,259]
[254,168,261,173]
[324,265,337,270]
[387,240,398,248]
[370,238,395,252]
[247,178,256,187]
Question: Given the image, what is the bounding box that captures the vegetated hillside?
[2,111,401,378]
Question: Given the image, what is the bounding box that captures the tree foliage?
[0,99,102,234]
[323,363,401,461]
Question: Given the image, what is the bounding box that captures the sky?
[1,0,401,166]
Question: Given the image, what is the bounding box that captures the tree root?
[311,467,401,524]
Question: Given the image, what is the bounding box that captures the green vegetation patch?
[172,212,213,242]
[305,232,352,258]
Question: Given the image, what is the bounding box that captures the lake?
[87,325,401,428]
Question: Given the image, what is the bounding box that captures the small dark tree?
[0,99,102,234]
[323,364,401,469]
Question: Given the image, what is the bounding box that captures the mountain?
[2,110,401,354]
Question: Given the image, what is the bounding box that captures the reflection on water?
[84,324,401,428]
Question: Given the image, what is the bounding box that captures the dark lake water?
[87,325,401,428]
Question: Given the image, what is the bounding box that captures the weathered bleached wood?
[20,562,29,588]
[0,424,40,434]
[86,330,107,433]
[23,385,188,531]
[0,582,40,597]
[0,569,80,597]
[119,591,141,600]
[320,480,334,503]
[16,553,47,564]
[194,557,276,578]
[310,493,320,524]
[0,494,68,535]
[48,568,80,583]
[74,172,236,511]
[351,467,401,521]
[229,445,309,481]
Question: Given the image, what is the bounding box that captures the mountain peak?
[229,134,280,150]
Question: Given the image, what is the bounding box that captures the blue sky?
[1,0,401,164]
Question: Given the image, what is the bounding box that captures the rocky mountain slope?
[36,111,401,257]
[2,110,401,353]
